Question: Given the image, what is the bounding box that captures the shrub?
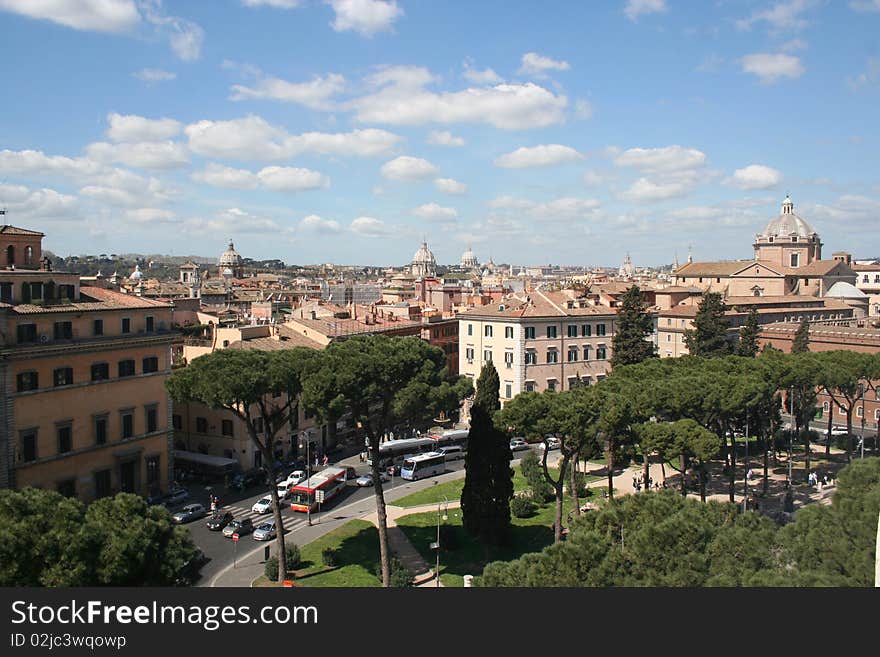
[375,557,413,587]
[564,471,589,498]
[321,547,338,567]
[263,545,301,580]
[520,452,554,503]
[510,496,535,518]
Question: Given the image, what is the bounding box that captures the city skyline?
[1,1,879,266]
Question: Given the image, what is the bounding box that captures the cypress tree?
[737,307,761,357]
[611,285,656,367]
[792,318,810,353]
[461,364,513,548]
[683,292,731,357]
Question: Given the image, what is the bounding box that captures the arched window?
[24,246,33,266]
[6,245,15,266]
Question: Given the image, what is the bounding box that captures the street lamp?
[298,431,312,526]
[788,387,794,487]
[743,409,749,513]
[434,495,449,587]
[860,383,866,460]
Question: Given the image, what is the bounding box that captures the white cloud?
[133,68,176,82]
[299,214,341,233]
[624,0,668,21]
[518,52,570,77]
[780,38,807,52]
[350,216,388,237]
[426,131,465,147]
[723,164,782,190]
[106,113,182,142]
[614,145,707,173]
[242,0,302,7]
[0,182,78,221]
[126,207,175,223]
[192,162,329,192]
[435,178,467,195]
[619,178,691,202]
[574,99,593,119]
[79,170,176,208]
[185,116,401,160]
[583,170,614,187]
[0,149,103,179]
[413,203,458,223]
[489,195,601,220]
[229,73,346,110]
[736,0,815,33]
[847,57,880,91]
[365,65,434,89]
[494,144,583,169]
[0,0,140,33]
[85,141,189,169]
[184,208,294,237]
[350,78,568,130]
[139,0,204,61]
[328,0,403,37]
[740,53,805,83]
[462,60,503,85]
[380,156,438,181]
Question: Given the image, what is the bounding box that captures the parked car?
[251,496,273,514]
[356,472,389,487]
[163,488,189,509]
[386,464,402,477]
[253,520,277,541]
[510,438,530,452]
[172,503,207,524]
[542,436,561,450]
[223,518,254,538]
[436,445,465,461]
[344,466,358,480]
[829,426,849,436]
[206,511,234,531]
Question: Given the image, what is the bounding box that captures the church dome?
[412,240,436,266]
[759,196,818,239]
[129,264,143,280]
[218,241,243,267]
[825,281,867,299]
[461,246,478,269]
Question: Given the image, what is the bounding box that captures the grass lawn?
[253,519,381,587]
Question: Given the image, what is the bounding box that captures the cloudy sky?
[1,0,878,267]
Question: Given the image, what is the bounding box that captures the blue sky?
[0,0,878,268]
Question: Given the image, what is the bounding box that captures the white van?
[437,445,465,461]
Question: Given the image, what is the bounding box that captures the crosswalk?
[218,502,310,538]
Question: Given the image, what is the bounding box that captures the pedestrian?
[322,454,329,467]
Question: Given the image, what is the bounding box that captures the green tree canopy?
[611,285,656,367]
[736,307,761,357]
[684,293,731,357]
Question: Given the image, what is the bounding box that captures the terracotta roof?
[656,286,703,293]
[760,322,880,340]
[11,286,172,315]
[674,261,751,276]
[227,333,324,352]
[460,289,617,319]
[853,263,880,272]
[0,225,44,236]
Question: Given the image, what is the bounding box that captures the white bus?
[400,452,446,481]
[367,437,437,468]
[429,429,469,451]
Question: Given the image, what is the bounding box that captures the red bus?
[289,467,347,513]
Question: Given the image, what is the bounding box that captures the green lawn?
[257,519,382,587]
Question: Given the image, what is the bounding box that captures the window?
[546,326,557,339]
[467,324,473,336]
[583,346,591,361]
[547,350,558,364]
[596,324,606,336]
[505,326,514,339]
[16,324,37,343]
[581,376,592,386]
[121,411,134,439]
[58,284,74,299]
[856,406,864,418]
[504,351,514,367]
[146,316,155,332]
[582,324,592,336]
[196,417,208,433]
[547,379,556,392]
[94,415,108,445]
[568,377,579,389]
[666,319,671,326]
[876,409,880,422]
[121,317,131,334]
[790,253,799,267]
[525,350,537,365]
[53,367,73,387]
[93,319,103,336]
[20,429,37,462]
[822,401,829,413]
[221,419,234,437]
[0,282,11,303]
[172,414,182,430]
[91,363,109,382]
[16,371,38,392]
[142,356,159,373]
[118,359,135,377]
[57,479,76,498]
[567,347,578,362]
[145,405,158,433]
[28,282,43,300]
[596,347,607,360]
[53,321,72,340]
[146,456,160,486]
[254,417,264,434]
[839,405,846,416]
[485,325,493,337]
[505,383,512,399]
[567,325,578,338]
[465,347,474,362]
[57,423,72,454]
[525,381,535,392]
[483,349,493,362]
[525,326,536,339]
[94,469,112,499]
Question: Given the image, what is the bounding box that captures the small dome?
[412,240,436,265]
[461,246,478,268]
[222,267,234,278]
[759,196,818,239]
[129,264,143,280]
[825,281,867,299]
[218,241,242,267]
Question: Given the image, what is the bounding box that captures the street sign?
[315,490,325,503]
[232,534,239,542]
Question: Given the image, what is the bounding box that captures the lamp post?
[788,387,794,487]
[743,410,749,513]
[433,495,449,587]
[860,383,866,460]
[299,431,312,526]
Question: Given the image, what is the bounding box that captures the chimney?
[310,310,317,320]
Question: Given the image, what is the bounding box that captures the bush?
[510,496,535,518]
[521,452,554,503]
[375,557,413,587]
[264,556,279,581]
[321,547,338,567]
[564,471,589,498]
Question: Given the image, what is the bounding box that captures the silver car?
[172,503,206,524]
[253,520,277,541]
